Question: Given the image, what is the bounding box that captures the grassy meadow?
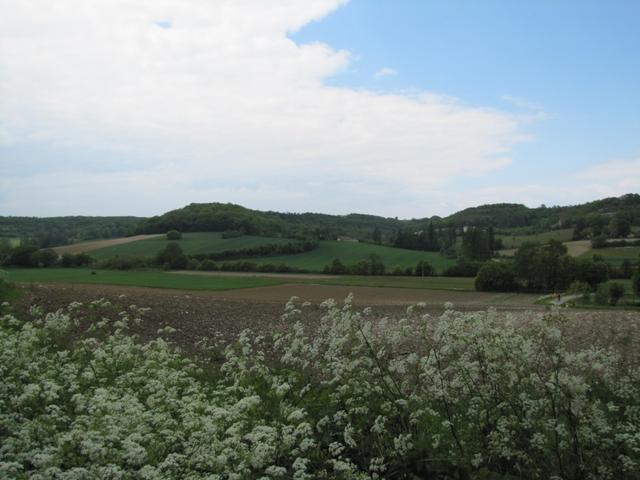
[235,240,455,272]
[497,228,574,248]
[5,268,284,291]
[89,232,291,259]
[580,246,640,266]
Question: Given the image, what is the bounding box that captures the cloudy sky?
[1,0,639,218]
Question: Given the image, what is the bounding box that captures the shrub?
[186,258,200,270]
[608,282,625,306]
[221,229,243,239]
[198,259,218,271]
[567,280,592,301]
[414,260,433,277]
[155,242,187,270]
[0,270,15,301]
[30,248,59,267]
[594,284,610,305]
[99,255,151,270]
[0,299,638,478]
[166,229,182,240]
[475,262,519,291]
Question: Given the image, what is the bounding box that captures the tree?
[608,213,631,238]
[372,227,381,244]
[156,242,187,269]
[475,262,518,292]
[414,260,434,277]
[167,230,182,241]
[608,282,625,306]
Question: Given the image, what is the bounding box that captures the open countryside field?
[52,234,163,255]
[5,268,284,291]
[500,240,591,258]
[236,240,455,272]
[89,232,292,259]
[580,246,640,266]
[497,228,574,248]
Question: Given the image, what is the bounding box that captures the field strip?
[499,239,592,258]
[171,270,339,280]
[18,281,541,307]
[52,234,164,254]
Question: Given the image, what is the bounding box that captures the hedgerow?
[0,298,639,479]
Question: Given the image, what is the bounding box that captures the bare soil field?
[52,234,163,255]
[13,283,640,359]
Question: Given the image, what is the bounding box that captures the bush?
[475,262,519,291]
[608,282,625,306]
[0,271,15,301]
[632,270,640,298]
[30,248,59,267]
[166,229,182,240]
[198,259,218,271]
[155,242,187,270]
[221,229,243,239]
[594,284,609,305]
[591,233,608,248]
[414,260,433,277]
[186,258,200,270]
[442,259,482,277]
[0,299,638,478]
[567,280,592,301]
[99,255,151,270]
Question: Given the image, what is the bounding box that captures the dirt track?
[52,234,163,255]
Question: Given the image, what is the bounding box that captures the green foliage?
[414,259,434,276]
[514,241,607,292]
[460,227,492,260]
[0,216,142,247]
[1,299,639,478]
[166,229,182,240]
[632,271,640,298]
[592,233,608,249]
[0,270,15,301]
[594,284,610,305]
[155,242,187,270]
[475,262,519,291]
[60,252,93,268]
[608,282,626,305]
[30,248,59,268]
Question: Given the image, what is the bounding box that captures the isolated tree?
[167,230,182,241]
[475,262,518,292]
[156,242,187,270]
[608,282,625,306]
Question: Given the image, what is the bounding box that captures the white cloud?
[0,0,527,216]
[374,67,397,78]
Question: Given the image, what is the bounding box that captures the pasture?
[497,228,574,248]
[5,268,284,291]
[235,240,455,272]
[580,246,640,266]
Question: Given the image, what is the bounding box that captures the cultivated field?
[52,234,163,254]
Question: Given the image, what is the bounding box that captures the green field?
[236,240,455,272]
[498,229,574,248]
[90,232,291,259]
[0,237,20,247]
[5,268,284,291]
[580,246,640,266]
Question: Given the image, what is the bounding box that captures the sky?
[0,0,639,219]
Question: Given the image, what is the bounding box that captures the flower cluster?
[0,297,638,479]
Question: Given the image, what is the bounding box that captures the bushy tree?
[475,262,518,291]
[414,260,434,277]
[166,229,182,240]
[155,242,187,270]
[608,282,625,305]
[30,248,58,267]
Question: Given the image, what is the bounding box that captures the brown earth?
[52,234,163,255]
[12,283,640,360]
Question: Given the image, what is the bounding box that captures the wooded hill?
[2,193,639,247]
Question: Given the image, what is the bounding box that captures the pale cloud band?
[0,0,624,217]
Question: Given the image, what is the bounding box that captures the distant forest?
[1,193,639,248]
